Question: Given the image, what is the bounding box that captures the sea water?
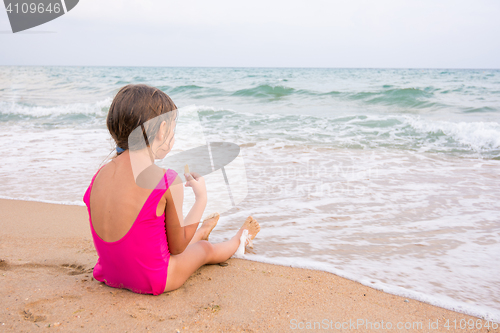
[0,66,499,322]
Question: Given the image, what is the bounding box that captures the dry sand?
[0,198,498,332]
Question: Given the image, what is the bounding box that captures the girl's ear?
[158,120,167,140]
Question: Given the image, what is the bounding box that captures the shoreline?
[0,198,498,332]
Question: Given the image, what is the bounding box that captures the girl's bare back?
[89,158,167,243]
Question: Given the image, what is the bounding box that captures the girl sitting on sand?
[83,84,260,295]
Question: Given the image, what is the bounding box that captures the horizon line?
[0,65,499,70]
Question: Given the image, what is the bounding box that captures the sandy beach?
[0,198,498,332]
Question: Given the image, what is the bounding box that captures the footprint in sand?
[61,263,93,275]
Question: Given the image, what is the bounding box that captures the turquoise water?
[1,66,499,322]
[1,67,499,158]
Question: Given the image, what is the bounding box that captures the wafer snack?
[184,164,190,174]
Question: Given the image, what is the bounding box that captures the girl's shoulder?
[91,162,112,184]
[145,165,179,190]
[160,169,183,197]
[163,168,180,189]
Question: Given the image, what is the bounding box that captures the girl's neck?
[128,148,157,181]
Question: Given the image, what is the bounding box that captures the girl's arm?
[164,172,207,255]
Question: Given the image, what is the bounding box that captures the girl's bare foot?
[239,216,260,245]
[232,217,260,258]
[200,212,220,241]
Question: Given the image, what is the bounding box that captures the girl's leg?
[165,237,239,292]
[164,216,260,292]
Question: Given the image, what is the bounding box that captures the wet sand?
[0,198,498,332]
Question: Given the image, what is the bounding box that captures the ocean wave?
[232,84,297,99]
[5,98,494,158]
[179,104,230,115]
[404,116,500,153]
[165,85,227,99]
[231,84,344,100]
[348,87,438,108]
[228,84,456,109]
[462,106,497,113]
[168,84,204,94]
[198,108,500,158]
[0,98,112,119]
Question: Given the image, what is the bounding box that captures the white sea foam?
[404,115,500,152]
[0,98,112,118]
[179,104,230,114]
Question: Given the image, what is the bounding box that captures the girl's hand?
[184,172,207,200]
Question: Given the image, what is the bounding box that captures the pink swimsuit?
[83,165,177,295]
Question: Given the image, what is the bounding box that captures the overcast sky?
[1,0,499,68]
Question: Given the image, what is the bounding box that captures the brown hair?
[106,84,177,157]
